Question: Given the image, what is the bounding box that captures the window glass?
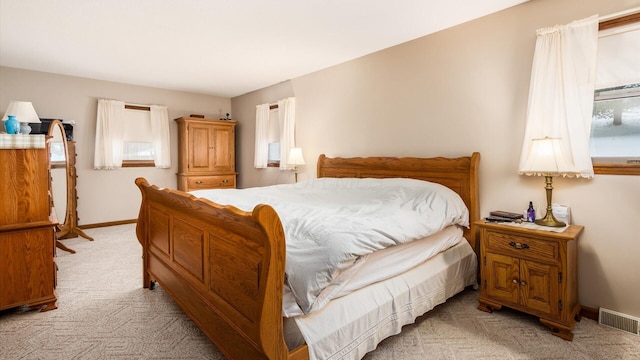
[591,14,640,174]
[591,84,640,164]
[267,107,280,166]
[123,142,154,160]
[122,108,154,164]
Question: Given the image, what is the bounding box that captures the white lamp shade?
[519,137,578,176]
[287,148,306,166]
[2,101,41,123]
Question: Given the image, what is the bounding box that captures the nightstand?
[475,221,583,340]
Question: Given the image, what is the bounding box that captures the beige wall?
[0,66,230,225]
[232,0,640,317]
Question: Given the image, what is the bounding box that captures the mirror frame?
[47,120,72,236]
[47,120,94,251]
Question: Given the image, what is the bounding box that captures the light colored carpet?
[1,224,638,359]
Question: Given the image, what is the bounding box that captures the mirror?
[49,120,68,227]
[48,120,94,254]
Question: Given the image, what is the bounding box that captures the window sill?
[122,160,155,168]
[593,163,640,176]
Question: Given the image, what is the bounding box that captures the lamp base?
[535,209,566,227]
[19,123,32,134]
[534,175,566,227]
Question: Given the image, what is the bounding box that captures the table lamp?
[287,148,306,183]
[2,101,41,134]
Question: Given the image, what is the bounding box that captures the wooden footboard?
[135,178,308,360]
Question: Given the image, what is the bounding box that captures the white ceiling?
[0,0,528,98]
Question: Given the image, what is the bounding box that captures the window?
[94,100,171,170]
[591,12,640,175]
[254,98,296,169]
[122,105,154,167]
[267,106,281,167]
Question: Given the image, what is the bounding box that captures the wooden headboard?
[317,153,481,252]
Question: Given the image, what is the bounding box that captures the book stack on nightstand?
[475,220,584,340]
[484,210,524,223]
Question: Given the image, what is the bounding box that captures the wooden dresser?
[0,134,58,312]
[476,221,583,340]
[175,117,237,192]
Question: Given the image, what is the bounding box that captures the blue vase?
[4,115,20,134]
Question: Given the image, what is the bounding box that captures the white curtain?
[254,103,270,168]
[149,105,171,168]
[94,99,125,169]
[278,97,296,170]
[518,15,599,179]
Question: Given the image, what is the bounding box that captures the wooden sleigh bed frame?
[135,152,480,360]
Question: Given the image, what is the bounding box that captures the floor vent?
[599,308,640,335]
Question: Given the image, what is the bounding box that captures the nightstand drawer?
[486,231,558,262]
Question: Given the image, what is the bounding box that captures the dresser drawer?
[485,230,558,262]
[187,175,236,190]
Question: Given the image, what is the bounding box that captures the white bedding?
[282,225,464,317]
[284,239,478,360]
[191,177,469,314]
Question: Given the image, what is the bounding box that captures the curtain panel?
[94,99,126,169]
[518,15,599,179]
[254,103,270,168]
[149,105,171,168]
[278,97,296,170]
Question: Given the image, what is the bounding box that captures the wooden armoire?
[0,134,58,312]
[175,117,237,192]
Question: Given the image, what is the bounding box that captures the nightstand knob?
[520,281,526,286]
[513,279,518,284]
[509,241,530,250]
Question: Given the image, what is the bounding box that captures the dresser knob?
[195,180,203,184]
[512,279,518,284]
[520,281,527,286]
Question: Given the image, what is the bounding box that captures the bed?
[135,152,480,360]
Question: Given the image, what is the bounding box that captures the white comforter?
[190,177,469,314]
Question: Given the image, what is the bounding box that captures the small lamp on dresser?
[2,101,41,134]
[518,137,579,227]
[287,147,306,183]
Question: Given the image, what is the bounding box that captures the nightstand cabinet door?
[520,259,559,316]
[485,252,519,304]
